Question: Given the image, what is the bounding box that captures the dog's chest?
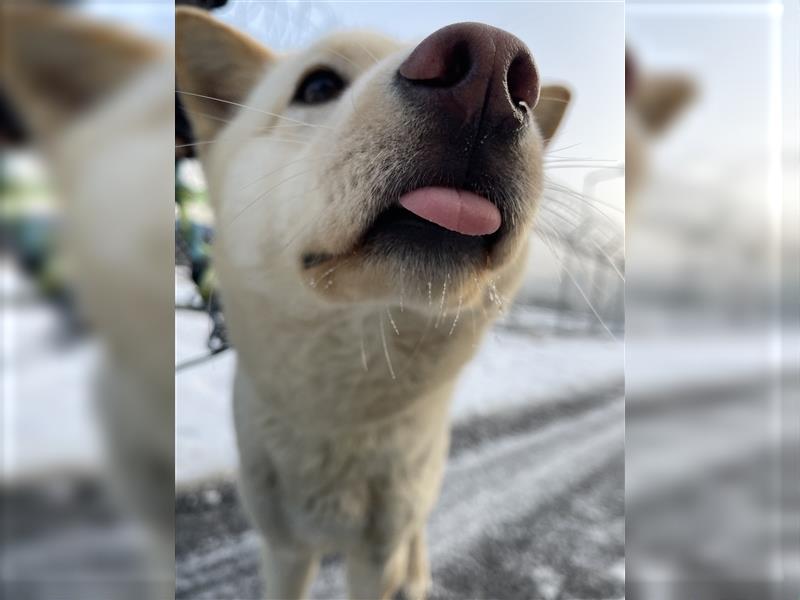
[234,362,451,550]
[226,299,483,548]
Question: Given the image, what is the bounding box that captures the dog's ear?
[634,74,695,135]
[0,6,160,140]
[176,6,273,142]
[533,85,572,146]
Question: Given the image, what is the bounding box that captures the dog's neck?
[217,260,494,428]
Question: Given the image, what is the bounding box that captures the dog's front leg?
[404,529,431,600]
[261,543,319,600]
[346,542,410,600]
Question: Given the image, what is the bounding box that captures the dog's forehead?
[301,30,406,68]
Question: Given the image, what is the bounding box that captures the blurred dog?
[625,49,695,204]
[177,8,570,599]
[2,6,174,597]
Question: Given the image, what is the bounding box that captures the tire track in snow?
[431,397,623,560]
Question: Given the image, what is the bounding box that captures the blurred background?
[626,1,799,599]
[2,1,173,599]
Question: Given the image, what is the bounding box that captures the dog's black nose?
[398,22,539,130]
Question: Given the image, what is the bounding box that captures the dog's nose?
[398,22,539,128]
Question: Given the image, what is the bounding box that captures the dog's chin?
[300,204,517,309]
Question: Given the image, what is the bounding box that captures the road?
[175,384,625,600]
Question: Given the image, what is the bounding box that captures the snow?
[450,330,622,421]
[2,265,103,481]
[175,310,238,484]
[626,329,797,399]
[173,307,623,486]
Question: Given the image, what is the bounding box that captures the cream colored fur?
[626,70,695,203]
[177,7,571,599]
[2,7,174,597]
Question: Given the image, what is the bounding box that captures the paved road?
[175,384,625,600]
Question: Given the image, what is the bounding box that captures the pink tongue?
[398,187,501,236]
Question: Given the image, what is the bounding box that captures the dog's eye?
[293,68,346,104]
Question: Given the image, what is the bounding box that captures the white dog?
[177,8,571,599]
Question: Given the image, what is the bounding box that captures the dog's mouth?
[298,169,530,306]
[361,186,503,257]
[301,184,512,277]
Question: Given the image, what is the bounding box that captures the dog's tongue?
[398,187,501,236]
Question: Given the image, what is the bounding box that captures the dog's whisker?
[238,154,336,192]
[545,163,621,170]
[177,90,333,129]
[352,39,380,65]
[589,240,625,281]
[360,323,369,372]
[399,264,405,312]
[222,168,319,230]
[544,156,618,163]
[379,313,396,380]
[323,47,372,117]
[434,273,448,329]
[182,107,326,135]
[538,95,571,104]
[214,184,332,279]
[545,142,582,155]
[326,48,364,71]
[542,181,624,219]
[182,107,237,125]
[537,209,624,282]
[177,137,310,150]
[386,308,400,336]
[253,193,357,283]
[256,123,328,132]
[487,279,505,313]
[396,309,435,379]
[469,305,478,347]
[254,133,317,143]
[175,140,217,149]
[448,294,463,337]
[310,255,350,287]
[536,225,619,342]
[538,199,622,240]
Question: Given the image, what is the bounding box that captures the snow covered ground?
[175,305,624,484]
[1,264,104,481]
